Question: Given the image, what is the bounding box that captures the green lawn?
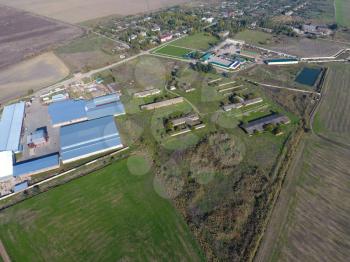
[153,45,193,58]
[170,33,220,51]
[0,160,204,262]
[234,30,273,45]
[335,0,350,27]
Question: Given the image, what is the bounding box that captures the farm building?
[60,116,123,164]
[134,88,161,98]
[207,56,241,70]
[244,97,263,106]
[48,99,88,127]
[141,97,184,110]
[0,102,25,152]
[223,103,243,111]
[0,151,13,182]
[13,181,29,193]
[13,153,60,178]
[85,94,125,120]
[160,34,173,42]
[27,127,48,148]
[48,94,125,127]
[264,58,299,65]
[242,114,290,135]
[171,114,200,126]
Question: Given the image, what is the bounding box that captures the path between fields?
[0,240,11,262]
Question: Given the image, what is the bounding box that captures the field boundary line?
[0,239,11,262]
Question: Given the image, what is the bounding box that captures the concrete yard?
[20,99,60,161]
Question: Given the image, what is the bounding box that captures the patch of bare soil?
[0,4,82,70]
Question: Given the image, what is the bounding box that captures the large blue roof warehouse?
[60,116,123,163]
[13,153,60,177]
[48,100,87,127]
[48,94,125,127]
[0,102,25,152]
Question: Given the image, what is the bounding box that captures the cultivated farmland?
[0,52,69,105]
[0,0,189,24]
[314,63,350,144]
[267,136,350,262]
[0,159,204,261]
[256,63,350,262]
[0,4,82,70]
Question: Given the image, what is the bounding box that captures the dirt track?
[0,240,11,262]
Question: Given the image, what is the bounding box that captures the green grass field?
[170,33,219,51]
[153,45,193,58]
[0,160,204,262]
[335,0,350,27]
[234,30,273,45]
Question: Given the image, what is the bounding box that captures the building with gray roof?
[242,114,290,135]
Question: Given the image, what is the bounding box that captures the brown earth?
[0,0,190,24]
[255,63,350,262]
[0,52,69,105]
[0,4,82,70]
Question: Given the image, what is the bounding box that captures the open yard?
[0,0,189,24]
[170,33,219,51]
[0,4,82,70]
[0,52,69,105]
[0,159,204,261]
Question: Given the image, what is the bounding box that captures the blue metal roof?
[13,153,60,177]
[265,58,299,63]
[48,100,87,126]
[86,102,125,120]
[14,181,29,192]
[60,116,122,162]
[91,94,120,107]
[0,102,25,152]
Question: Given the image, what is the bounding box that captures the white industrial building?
[0,151,13,181]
